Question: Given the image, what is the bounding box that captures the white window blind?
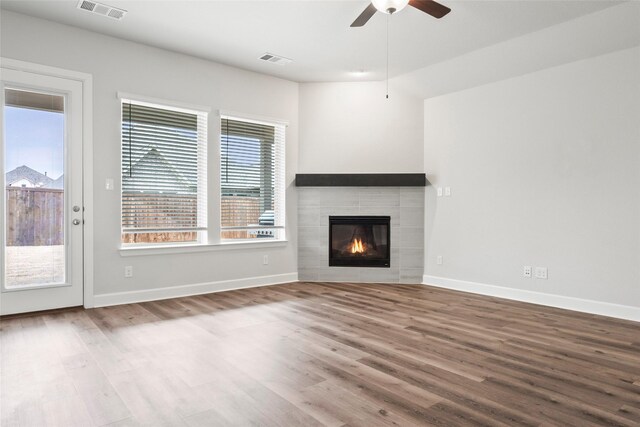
[220,115,285,240]
[121,99,207,244]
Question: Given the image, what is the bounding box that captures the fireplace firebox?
[329,216,390,267]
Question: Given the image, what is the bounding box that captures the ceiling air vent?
[259,53,292,66]
[77,0,127,21]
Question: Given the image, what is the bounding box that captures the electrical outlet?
[263,255,269,265]
[124,266,133,278]
[535,267,548,279]
[105,178,114,190]
[436,255,443,265]
[437,187,443,197]
[523,266,532,278]
[444,187,451,197]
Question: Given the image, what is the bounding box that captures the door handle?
[72,219,81,225]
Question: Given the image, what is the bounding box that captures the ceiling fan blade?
[408,0,451,19]
[351,3,378,27]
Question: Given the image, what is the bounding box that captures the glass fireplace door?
[329,216,391,267]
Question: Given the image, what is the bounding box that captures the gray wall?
[1,11,299,297]
[299,81,424,173]
[423,46,640,308]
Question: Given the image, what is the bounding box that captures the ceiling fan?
[351,0,451,27]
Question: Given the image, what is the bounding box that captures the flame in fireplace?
[350,238,365,254]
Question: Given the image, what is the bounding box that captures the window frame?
[219,111,287,243]
[116,99,289,253]
[118,93,209,247]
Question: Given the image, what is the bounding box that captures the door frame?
[1,58,94,309]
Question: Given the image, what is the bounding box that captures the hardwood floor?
[1,281,639,426]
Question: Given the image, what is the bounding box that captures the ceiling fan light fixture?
[371,0,410,14]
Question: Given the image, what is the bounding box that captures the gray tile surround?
[298,187,424,283]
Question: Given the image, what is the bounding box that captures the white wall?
[1,11,299,300]
[299,82,423,173]
[423,46,640,310]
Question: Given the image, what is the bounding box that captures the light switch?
[105,178,114,191]
[445,187,451,197]
[437,187,443,197]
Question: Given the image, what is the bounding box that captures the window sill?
[119,239,288,257]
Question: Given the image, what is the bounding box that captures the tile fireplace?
[296,173,426,283]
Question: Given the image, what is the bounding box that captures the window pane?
[220,117,284,240]
[121,100,206,244]
[4,89,65,288]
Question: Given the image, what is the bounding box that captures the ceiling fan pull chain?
[386,13,390,99]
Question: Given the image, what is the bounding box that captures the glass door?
[1,68,84,315]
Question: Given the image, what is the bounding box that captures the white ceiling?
[392,1,640,98]
[0,0,622,82]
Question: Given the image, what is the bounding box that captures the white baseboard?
[93,272,298,308]
[423,275,640,322]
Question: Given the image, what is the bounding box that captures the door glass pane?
[4,88,65,288]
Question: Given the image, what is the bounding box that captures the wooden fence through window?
[4,188,267,245]
[6,187,64,246]
[121,195,262,243]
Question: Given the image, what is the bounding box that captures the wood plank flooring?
[1,281,639,426]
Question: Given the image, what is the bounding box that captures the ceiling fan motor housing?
[372,0,410,14]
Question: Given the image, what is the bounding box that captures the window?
[220,115,285,240]
[121,98,207,244]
